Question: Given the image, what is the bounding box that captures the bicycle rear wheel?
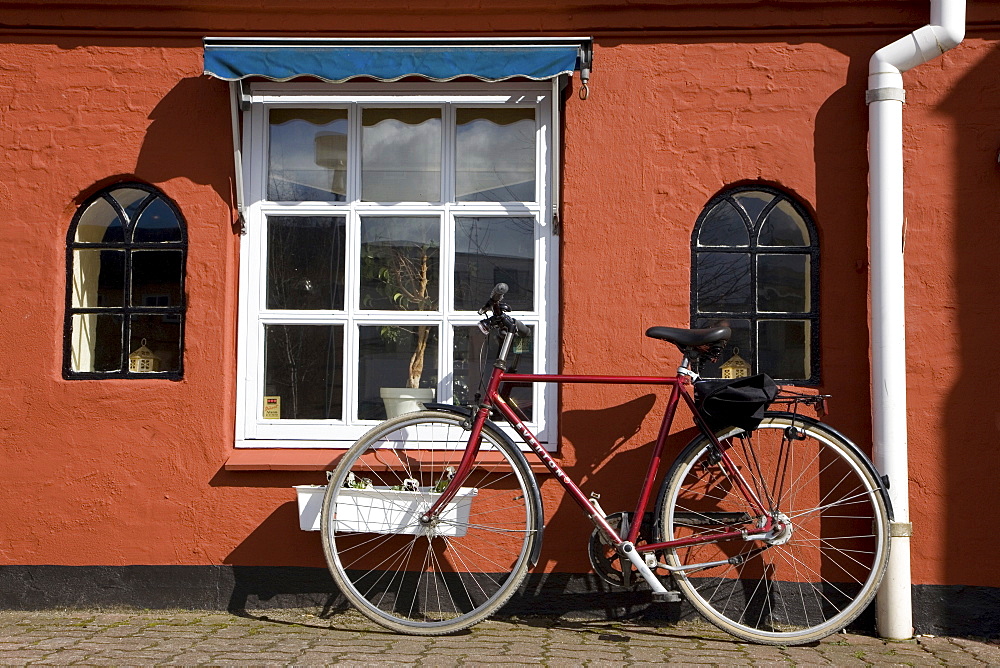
[657,414,890,645]
[321,410,540,635]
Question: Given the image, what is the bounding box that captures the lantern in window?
[720,350,750,379]
[129,339,161,373]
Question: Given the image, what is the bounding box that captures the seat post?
[677,353,700,382]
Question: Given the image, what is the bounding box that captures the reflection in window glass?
[74,198,124,243]
[269,109,349,202]
[360,217,440,311]
[112,188,152,218]
[66,183,186,377]
[696,252,752,313]
[758,200,809,247]
[758,320,809,379]
[697,201,749,247]
[454,217,534,311]
[733,190,773,224]
[357,325,439,420]
[362,108,441,202]
[131,250,184,307]
[133,198,183,243]
[70,314,123,372]
[756,254,809,313]
[264,325,344,420]
[267,216,346,310]
[456,108,536,202]
[454,325,533,420]
[72,250,125,307]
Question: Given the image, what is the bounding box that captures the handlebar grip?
[513,319,530,338]
[478,283,510,315]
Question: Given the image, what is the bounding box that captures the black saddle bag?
[694,373,779,432]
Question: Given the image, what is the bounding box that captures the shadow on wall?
[811,40,873,445]
[934,41,1000,637]
[216,394,702,619]
[135,76,234,207]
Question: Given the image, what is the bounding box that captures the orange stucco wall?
[1,1,999,593]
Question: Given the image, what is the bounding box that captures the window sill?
[224,448,556,473]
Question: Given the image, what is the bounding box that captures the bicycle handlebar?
[478,283,530,338]
[478,282,509,315]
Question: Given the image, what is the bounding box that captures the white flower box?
[294,484,477,537]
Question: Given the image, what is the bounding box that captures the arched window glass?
[692,185,818,382]
[64,183,187,378]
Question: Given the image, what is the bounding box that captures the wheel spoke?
[321,411,538,635]
[662,416,889,645]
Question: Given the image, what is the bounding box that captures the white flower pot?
[379,387,435,418]
[294,484,477,536]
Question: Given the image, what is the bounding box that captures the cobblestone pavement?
[0,608,996,666]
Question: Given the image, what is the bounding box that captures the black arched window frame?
[63,182,187,379]
[690,184,819,384]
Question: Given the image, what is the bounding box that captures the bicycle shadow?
[519,392,701,622]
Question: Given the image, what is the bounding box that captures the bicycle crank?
[587,511,655,588]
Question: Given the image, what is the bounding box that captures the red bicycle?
[320,284,891,645]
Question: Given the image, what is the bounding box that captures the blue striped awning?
[203,37,592,83]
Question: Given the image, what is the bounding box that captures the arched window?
[691,185,818,383]
[64,183,187,378]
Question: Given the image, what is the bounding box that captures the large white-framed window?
[235,82,559,448]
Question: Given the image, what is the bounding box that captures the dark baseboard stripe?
[0,566,994,638]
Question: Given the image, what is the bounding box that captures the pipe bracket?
[866,87,907,105]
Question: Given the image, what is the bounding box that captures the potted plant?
[361,233,438,418]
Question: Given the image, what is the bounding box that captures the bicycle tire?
[320,410,541,635]
[657,413,890,645]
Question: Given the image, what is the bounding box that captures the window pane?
[454,325,533,420]
[358,325,439,421]
[758,200,809,247]
[454,217,534,311]
[132,197,182,243]
[111,188,153,218]
[74,197,124,243]
[696,252,751,313]
[70,313,123,372]
[360,217,440,311]
[733,190,773,225]
[264,325,344,420]
[130,250,184,307]
[695,318,751,379]
[758,319,809,379]
[267,216,346,310]
[456,108,536,202]
[697,201,749,247]
[129,314,181,373]
[757,254,809,313]
[268,109,348,202]
[72,249,125,307]
[362,108,441,202]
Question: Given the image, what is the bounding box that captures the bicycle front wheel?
[321,410,540,635]
[658,414,890,645]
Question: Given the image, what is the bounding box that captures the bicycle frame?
[423,329,779,592]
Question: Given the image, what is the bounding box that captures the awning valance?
[203,37,592,84]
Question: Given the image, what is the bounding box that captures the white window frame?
[234,81,559,449]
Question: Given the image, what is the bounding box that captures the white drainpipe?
[867,0,965,640]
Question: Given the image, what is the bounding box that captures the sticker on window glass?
[263,396,281,419]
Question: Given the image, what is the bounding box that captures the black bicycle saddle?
[644,326,732,347]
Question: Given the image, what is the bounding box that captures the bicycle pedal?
[651,590,682,603]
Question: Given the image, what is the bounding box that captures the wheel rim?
[663,418,889,643]
[323,413,536,632]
